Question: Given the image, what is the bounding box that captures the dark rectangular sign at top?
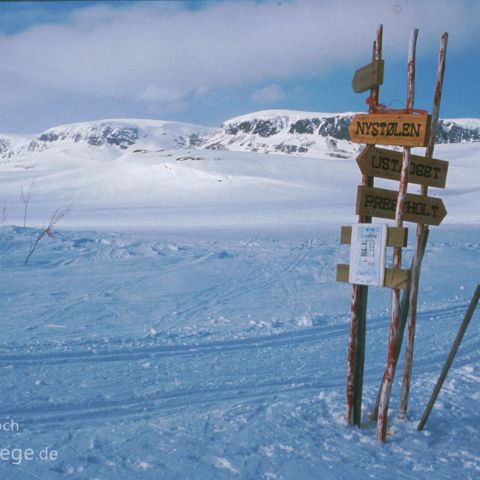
[352,60,384,93]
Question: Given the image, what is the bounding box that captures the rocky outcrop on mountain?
[0,119,215,158]
[201,111,480,157]
[201,111,357,156]
[0,138,10,156]
[436,119,480,143]
[220,113,353,142]
[37,124,139,149]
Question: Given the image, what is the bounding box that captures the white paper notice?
[349,224,387,286]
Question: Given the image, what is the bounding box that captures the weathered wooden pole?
[398,32,449,418]
[370,230,428,421]
[417,285,480,431]
[346,24,382,426]
[376,28,418,443]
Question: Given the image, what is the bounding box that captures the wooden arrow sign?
[352,60,384,93]
[356,185,447,226]
[356,146,449,188]
[349,113,431,147]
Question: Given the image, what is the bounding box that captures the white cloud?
[0,0,478,118]
[137,86,184,103]
[251,84,287,103]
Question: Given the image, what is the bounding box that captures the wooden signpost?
[356,186,447,226]
[344,24,384,429]
[356,146,448,188]
[339,26,451,443]
[348,113,431,147]
[375,28,419,443]
[352,60,384,93]
[398,32,449,420]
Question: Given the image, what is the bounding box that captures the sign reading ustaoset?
[356,146,448,188]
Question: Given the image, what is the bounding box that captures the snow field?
[0,226,478,479]
[0,131,478,478]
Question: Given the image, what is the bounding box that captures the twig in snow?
[24,206,71,265]
[21,182,34,228]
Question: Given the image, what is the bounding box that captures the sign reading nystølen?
[349,113,431,147]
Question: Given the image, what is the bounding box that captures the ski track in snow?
[0,226,479,479]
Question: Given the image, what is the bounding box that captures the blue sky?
[0,0,479,132]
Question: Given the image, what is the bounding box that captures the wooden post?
[398,32,449,418]
[369,228,429,421]
[417,285,480,431]
[346,24,382,426]
[376,28,418,443]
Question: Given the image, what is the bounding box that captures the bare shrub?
[24,207,71,265]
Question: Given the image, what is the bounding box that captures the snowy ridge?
[201,110,357,157]
[0,133,37,158]
[202,110,480,158]
[0,119,216,158]
[201,110,480,157]
[1,110,478,161]
[437,118,480,142]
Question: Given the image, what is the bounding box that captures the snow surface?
[0,138,479,228]
[0,127,479,479]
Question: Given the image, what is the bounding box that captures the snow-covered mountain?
[201,110,480,157]
[437,118,480,142]
[0,111,479,161]
[0,119,216,159]
[200,110,357,158]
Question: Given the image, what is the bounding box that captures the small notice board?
[349,224,387,286]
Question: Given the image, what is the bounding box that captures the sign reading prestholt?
[356,146,449,188]
[356,185,447,226]
[349,224,387,287]
[352,60,385,94]
[349,113,431,147]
